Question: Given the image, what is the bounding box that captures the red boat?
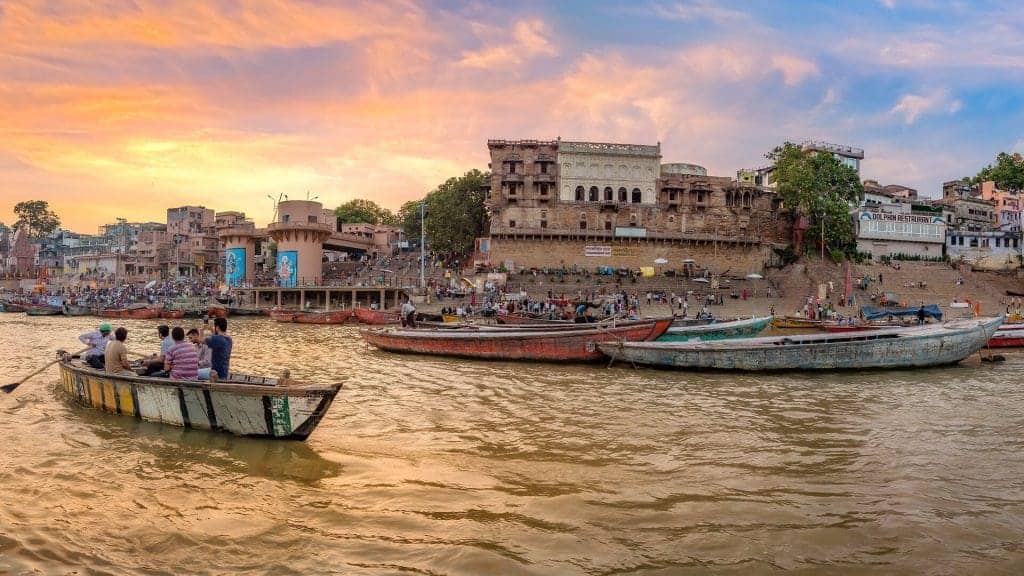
[269,308,297,322]
[97,307,161,319]
[206,305,228,318]
[496,312,572,325]
[988,327,1024,348]
[291,309,354,324]
[360,318,673,362]
[353,308,401,325]
[159,309,186,319]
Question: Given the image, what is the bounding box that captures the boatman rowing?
[78,323,113,369]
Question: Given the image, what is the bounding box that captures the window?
[509,220,516,228]
[282,214,290,222]
[308,215,318,223]
[604,187,613,201]
[725,191,733,206]
[605,218,612,231]
[540,162,548,174]
[580,212,587,229]
[669,191,677,202]
[508,161,516,174]
[743,192,751,208]
[629,213,637,226]
[632,188,641,203]
[576,186,585,202]
[589,186,599,202]
[540,184,548,196]
[697,191,705,203]
[540,219,547,229]
[618,187,627,202]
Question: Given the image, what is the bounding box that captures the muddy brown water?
[1,314,1023,574]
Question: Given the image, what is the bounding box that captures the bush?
[772,246,799,267]
[829,247,845,263]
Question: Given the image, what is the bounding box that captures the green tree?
[972,152,1024,191]
[334,199,398,225]
[767,142,863,256]
[13,200,61,238]
[423,170,489,258]
[397,200,424,245]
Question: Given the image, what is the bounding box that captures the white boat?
[57,353,341,440]
[599,316,1003,371]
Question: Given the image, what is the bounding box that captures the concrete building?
[947,230,1022,270]
[854,208,946,260]
[942,180,995,232]
[165,206,218,277]
[801,140,864,173]
[979,181,1022,233]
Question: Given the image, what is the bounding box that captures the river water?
[1,314,1023,575]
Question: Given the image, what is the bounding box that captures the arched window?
[743,191,751,208]
[629,213,637,226]
[575,186,585,202]
[605,217,613,231]
[604,187,613,201]
[725,191,733,207]
[579,212,588,229]
[618,187,627,202]
[632,188,642,204]
[589,186,599,202]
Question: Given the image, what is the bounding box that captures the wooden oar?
[2,347,90,394]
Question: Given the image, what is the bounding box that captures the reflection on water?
[2,315,1024,574]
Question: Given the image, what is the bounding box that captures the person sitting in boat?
[163,327,199,380]
[203,317,233,382]
[142,325,172,376]
[105,327,133,375]
[79,323,112,370]
[187,328,212,380]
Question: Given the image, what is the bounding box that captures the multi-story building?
[164,206,218,277]
[483,138,787,271]
[979,181,1022,233]
[942,180,995,232]
[801,140,864,173]
[854,207,947,260]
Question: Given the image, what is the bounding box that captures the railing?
[266,221,334,234]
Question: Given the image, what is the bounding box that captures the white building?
[947,230,1022,270]
[558,141,661,205]
[855,210,946,259]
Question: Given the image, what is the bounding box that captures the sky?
[1,0,1022,233]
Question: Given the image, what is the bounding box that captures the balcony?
[502,173,524,182]
[532,173,555,183]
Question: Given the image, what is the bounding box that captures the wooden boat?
[417,318,668,333]
[496,313,572,325]
[286,309,354,325]
[821,321,907,333]
[206,305,229,318]
[269,308,297,322]
[159,309,186,319]
[659,316,771,342]
[772,316,822,329]
[598,316,1003,371]
[25,305,63,316]
[62,304,92,316]
[1,302,26,313]
[987,324,1024,348]
[97,307,161,319]
[228,307,263,316]
[353,308,401,325]
[56,352,341,440]
[361,318,673,362]
[442,314,460,323]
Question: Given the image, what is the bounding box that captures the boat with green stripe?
[56,351,341,440]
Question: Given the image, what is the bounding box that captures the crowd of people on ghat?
[11,277,223,310]
[78,317,233,381]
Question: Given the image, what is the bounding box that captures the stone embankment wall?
[487,238,775,273]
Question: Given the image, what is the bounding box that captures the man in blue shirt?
[204,317,233,382]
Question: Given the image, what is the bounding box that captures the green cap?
[99,323,112,332]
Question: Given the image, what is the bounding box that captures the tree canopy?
[767,142,863,255]
[13,200,61,238]
[972,152,1024,191]
[397,200,424,245]
[334,199,398,225]
[422,169,489,259]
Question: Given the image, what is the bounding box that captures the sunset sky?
[1,0,1022,233]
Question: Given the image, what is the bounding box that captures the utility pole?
[419,201,426,291]
[820,208,826,261]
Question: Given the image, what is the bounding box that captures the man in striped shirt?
[163,327,199,380]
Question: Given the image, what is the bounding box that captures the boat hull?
[97,308,161,319]
[361,318,673,362]
[354,308,401,325]
[288,309,354,324]
[25,307,62,316]
[772,316,822,329]
[206,306,228,318]
[159,309,186,319]
[496,313,572,325]
[57,359,341,440]
[988,327,1024,348]
[1,303,26,313]
[62,305,92,316]
[659,316,770,342]
[599,317,1003,371]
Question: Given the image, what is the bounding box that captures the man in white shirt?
[401,299,417,328]
[79,323,113,369]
